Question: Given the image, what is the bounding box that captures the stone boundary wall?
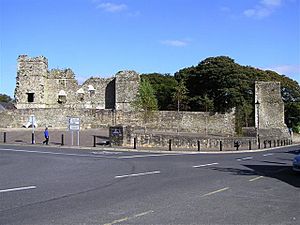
[0,108,235,136]
[123,129,255,150]
[121,128,292,151]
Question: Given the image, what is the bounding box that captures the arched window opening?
[76,88,84,101]
[58,90,67,104]
[88,85,95,97]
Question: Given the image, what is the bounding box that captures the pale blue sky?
[1,0,299,97]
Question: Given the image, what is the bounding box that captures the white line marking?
[237,156,253,161]
[201,187,230,197]
[249,176,264,182]
[263,153,274,157]
[118,153,195,159]
[0,186,36,193]
[0,148,195,160]
[0,148,114,159]
[115,171,161,179]
[92,151,121,155]
[193,162,219,168]
[104,210,154,225]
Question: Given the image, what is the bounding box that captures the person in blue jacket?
[43,127,49,145]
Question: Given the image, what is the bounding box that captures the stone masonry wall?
[0,108,235,136]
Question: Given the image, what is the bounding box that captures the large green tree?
[175,56,300,133]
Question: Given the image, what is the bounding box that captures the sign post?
[30,115,35,144]
[68,117,80,146]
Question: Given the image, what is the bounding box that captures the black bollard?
[220,141,223,151]
[263,140,267,148]
[269,140,271,148]
[197,140,200,152]
[93,135,96,147]
[3,132,6,143]
[134,137,137,149]
[169,139,172,151]
[61,134,64,146]
[274,140,276,147]
[249,140,252,150]
[31,133,34,144]
[258,137,261,149]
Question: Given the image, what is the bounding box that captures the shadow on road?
[211,164,300,188]
[284,149,300,155]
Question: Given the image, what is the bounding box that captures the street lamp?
[255,100,260,149]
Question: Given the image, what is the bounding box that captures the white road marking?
[249,176,264,182]
[0,185,36,193]
[115,171,161,179]
[0,148,194,160]
[92,151,121,155]
[200,187,230,197]
[193,162,219,168]
[104,210,154,225]
[263,153,274,157]
[118,153,195,159]
[237,156,253,161]
[0,148,115,159]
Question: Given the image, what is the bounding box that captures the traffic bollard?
[61,134,64,146]
[4,132,6,143]
[134,137,137,149]
[31,133,35,144]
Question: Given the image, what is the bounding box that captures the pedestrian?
[43,127,49,145]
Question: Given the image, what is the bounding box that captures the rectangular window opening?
[27,93,34,103]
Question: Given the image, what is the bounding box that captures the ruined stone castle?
[14,55,140,111]
[0,55,291,147]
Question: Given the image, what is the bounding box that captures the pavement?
[0,128,109,148]
[0,143,299,225]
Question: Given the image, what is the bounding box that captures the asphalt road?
[0,144,299,225]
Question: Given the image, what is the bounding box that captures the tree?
[191,94,214,112]
[132,78,158,123]
[0,94,13,102]
[141,73,177,110]
[173,79,189,112]
[174,56,300,132]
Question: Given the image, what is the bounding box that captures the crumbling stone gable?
[255,81,286,129]
[255,81,289,138]
[115,70,140,111]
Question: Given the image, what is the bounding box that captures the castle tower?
[115,70,140,111]
[14,55,48,109]
[255,81,289,138]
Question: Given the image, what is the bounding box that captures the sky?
[0,0,299,97]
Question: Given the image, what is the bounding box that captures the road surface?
[0,144,299,224]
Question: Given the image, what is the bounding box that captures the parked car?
[293,154,300,172]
